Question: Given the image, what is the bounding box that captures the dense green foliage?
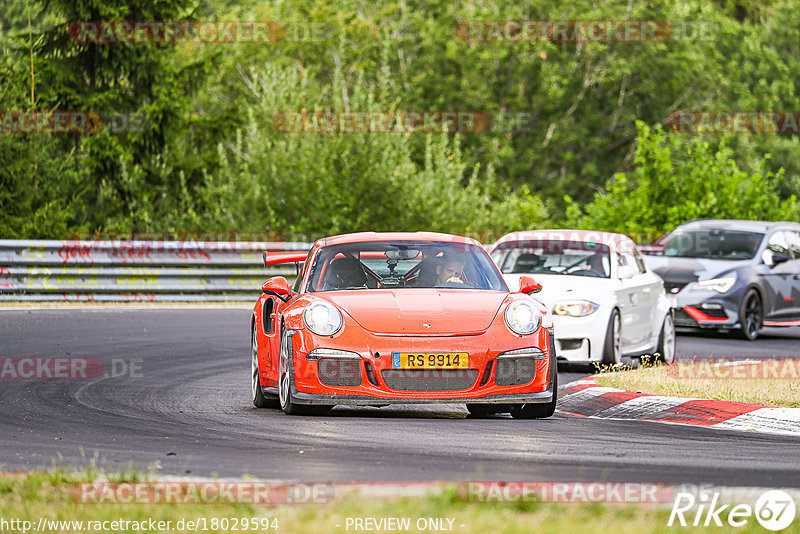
[565,122,797,242]
[1,0,798,241]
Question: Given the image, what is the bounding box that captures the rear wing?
[263,251,308,267]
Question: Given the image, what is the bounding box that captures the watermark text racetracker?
[457,481,673,503]
[273,110,536,135]
[0,357,142,380]
[457,20,717,43]
[458,20,669,43]
[68,21,332,44]
[72,231,286,243]
[0,111,148,134]
[666,110,800,134]
[75,481,333,504]
[669,359,800,381]
[274,110,489,135]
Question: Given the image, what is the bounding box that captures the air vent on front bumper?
[674,308,695,326]
[698,306,728,319]
[317,358,362,387]
[559,338,585,351]
[381,369,479,391]
[495,357,536,386]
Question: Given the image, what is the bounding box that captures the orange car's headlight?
[303,301,343,336]
[504,300,541,335]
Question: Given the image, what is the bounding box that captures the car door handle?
[794,274,800,280]
[642,287,652,293]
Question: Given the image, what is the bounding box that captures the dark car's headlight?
[303,302,343,336]
[692,276,735,293]
[504,300,541,335]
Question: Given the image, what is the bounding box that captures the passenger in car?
[323,257,368,290]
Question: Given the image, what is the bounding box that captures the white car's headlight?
[553,300,599,317]
[303,301,343,336]
[693,277,735,293]
[504,300,541,335]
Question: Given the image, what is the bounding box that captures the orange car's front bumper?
[286,325,555,405]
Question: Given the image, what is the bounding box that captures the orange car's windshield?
[306,241,508,292]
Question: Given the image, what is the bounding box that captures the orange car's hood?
[321,289,507,335]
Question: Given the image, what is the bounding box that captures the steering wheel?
[435,281,469,288]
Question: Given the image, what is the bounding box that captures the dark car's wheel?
[509,364,557,419]
[656,313,676,364]
[252,324,278,408]
[738,289,763,341]
[278,328,332,416]
[601,309,622,366]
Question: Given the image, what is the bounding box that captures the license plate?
[392,352,468,369]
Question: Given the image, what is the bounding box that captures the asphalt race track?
[1,307,799,487]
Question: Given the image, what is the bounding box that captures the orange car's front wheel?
[509,369,557,419]
[278,328,331,416]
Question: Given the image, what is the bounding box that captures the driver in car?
[435,257,466,286]
[576,252,607,276]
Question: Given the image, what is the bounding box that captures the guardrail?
[0,240,312,302]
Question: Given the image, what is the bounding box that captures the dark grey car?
[642,219,800,340]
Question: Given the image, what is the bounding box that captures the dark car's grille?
[495,357,536,386]
[317,358,362,387]
[674,308,696,326]
[663,281,689,294]
[700,307,728,319]
[381,369,479,391]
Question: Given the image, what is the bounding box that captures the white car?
[488,230,675,366]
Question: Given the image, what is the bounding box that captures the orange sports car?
[250,232,557,418]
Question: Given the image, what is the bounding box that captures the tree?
[564,121,798,241]
[11,0,207,232]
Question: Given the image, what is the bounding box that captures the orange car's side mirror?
[518,275,542,294]
[262,276,292,301]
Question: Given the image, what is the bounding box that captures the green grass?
[594,358,800,408]
[1,471,798,533]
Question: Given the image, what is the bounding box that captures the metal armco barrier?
[0,240,312,302]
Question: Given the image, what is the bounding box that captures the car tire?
[601,309,622,366]
[509,346,558,420]
[278,328,332,416]
[252,324,278,408]
[656,313,676,364]
[738,289,762,341]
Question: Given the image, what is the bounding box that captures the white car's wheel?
[657,314,676,364]
[601,310,621,366]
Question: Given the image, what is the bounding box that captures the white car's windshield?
[493,240,611,278]
[307,241,508,291]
